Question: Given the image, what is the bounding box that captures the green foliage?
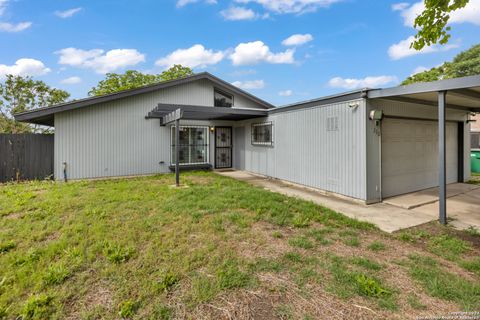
[367,241,386,251]
[407,293,427,310]
[460,257,480,276]
[350,257,383,271]
[0,241,15,254]
[0,75,70,133]
[22,294,55,320]
[408,254,480,310]
[88,65,194,96]
[412,0,469,50]
[216,259,252,289]
[151,304,172,320]
[402,44,480,85]
[157,271,179,293]
[103,242,134,263]
[43,263,70,285]
[288,236,314,249]
[118,300,139,319]
[427,234,471,260]
[355,274,389,297]
[343,236,360,247]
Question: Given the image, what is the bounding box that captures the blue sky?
[0,0,479,106]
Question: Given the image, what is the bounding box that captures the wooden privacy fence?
[0,134,54,183]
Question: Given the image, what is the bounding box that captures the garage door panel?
[382,118,458,198]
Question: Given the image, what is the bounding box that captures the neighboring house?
[15,73,480,204]
[471,113,480,149]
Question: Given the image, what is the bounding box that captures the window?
[214,89,233,108]
[251,122,273,146]
[171,126,209,165]
[472,132,480,149]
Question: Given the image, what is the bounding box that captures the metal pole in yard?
[175,118,180,187]
[438,91,447,225]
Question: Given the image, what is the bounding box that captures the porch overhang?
[146,103,268,125]
[367,75,480,225]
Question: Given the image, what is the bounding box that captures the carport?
[368,75,480,225]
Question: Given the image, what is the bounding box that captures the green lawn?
[1,172,479,319]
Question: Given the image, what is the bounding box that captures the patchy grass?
[0,172,479,319]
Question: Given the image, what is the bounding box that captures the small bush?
[355,274,389,297]
[288,236,314,249]
[43,264,70,285]
[22,294,55,320]
[118,300,139,319]
[103,242,134,263]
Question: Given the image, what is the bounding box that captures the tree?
[88,65,194,96]
[412,0,469,50]
[0,75,70,133]
[402,44,480,85]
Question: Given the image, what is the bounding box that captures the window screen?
[472,132,480,149]
[214,89,233,108]
[171,126,209,165]
[251,122,273,146]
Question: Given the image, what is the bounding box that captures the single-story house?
[15,73,480,208]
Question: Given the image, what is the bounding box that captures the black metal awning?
[146,103,268,125]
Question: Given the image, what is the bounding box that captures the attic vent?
[326,116,339,131]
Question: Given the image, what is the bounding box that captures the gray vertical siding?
[54,79,261,180]
[366,99,471,202]
[239,99,367,200]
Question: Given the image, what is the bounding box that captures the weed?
[250,258,283,273]
[157,271,179,293]
[307,229,332,245]
[283,252,303,263]
[190,274,218,303]
[292,215,310,228]
[460,258,480,276]
[118,300,139,319]
[43,263,70,285]
[288,236,314,249]
[216,259,253,289]
[103,242,134,263]
[367,241,386,251]
[0,241,15,254]
[350,257,382,271]
[272,231,284,238]
[407,293,426,310]
[427,234,470,260]
[343,236,360,247]
[355,274,389,297]
[22,294,55,320]
[151,304,172,320]
[397,232,415,242]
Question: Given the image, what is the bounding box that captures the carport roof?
[367,75,480,112]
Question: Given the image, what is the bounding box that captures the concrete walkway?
[216,171,436,233]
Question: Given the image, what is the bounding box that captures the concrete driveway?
[217,170,480,233]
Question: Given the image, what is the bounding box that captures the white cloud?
[388,35,458,60]
[221,6,257,20]
[0,21,31,32]
[411,66,428,75]
[328,75,398,89]
[60,76,82,84]
[56,48,145,74]
[234,0,342,14]
[282,33,313,46]
[231,79,265,89]
[55,7,82,18]
[0,58,51,78]
[177,0,217,7]
[394,0,480,27]
[230,41,295,66]
[155,44,224,69]
[278,89,293,96]
[0,0,8,16]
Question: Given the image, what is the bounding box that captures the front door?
[215,127,232,169]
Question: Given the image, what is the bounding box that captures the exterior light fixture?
[209,126,215,133]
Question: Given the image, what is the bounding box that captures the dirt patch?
[64,278,114,320]
[2,211,24,220]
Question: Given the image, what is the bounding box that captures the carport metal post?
[160,108,183,187]
[438,91,447,225]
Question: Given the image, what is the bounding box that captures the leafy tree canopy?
[412,0,469,50]
[402,44,480,85]
[0,75,70,133]
[89,65,194,96]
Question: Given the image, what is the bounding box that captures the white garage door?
[382,118,458,198]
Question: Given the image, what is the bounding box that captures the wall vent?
[327,116,339,131]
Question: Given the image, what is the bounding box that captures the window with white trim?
[251,122,273,146]
[171,126,209,165]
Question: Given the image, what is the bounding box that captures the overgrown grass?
[0,172,477,319]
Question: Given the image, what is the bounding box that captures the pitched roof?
[14,72,275,126]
